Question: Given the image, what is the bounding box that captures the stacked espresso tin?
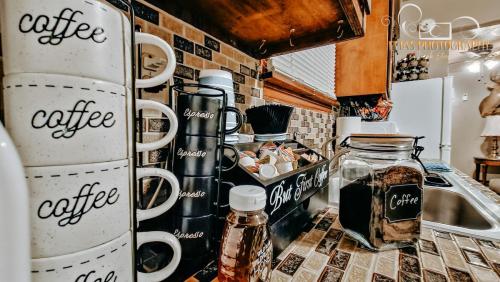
[167,82,242,271]
[1,0,181,281]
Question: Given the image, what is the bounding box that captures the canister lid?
[350,134,415,143]
[229,185,267,211]
[199,69,232,80]
[349,134,417,151]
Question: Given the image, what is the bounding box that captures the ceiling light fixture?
[484,60,499,70]
[467,61,481,73]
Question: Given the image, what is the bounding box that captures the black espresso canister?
[172,176,236,216]
[173,176,214,216]
[177,94,242,137]
[173,135,239,176]
[166,214,215,259]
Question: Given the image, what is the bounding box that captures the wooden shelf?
[146,0,365,59]
[262,71,338,113]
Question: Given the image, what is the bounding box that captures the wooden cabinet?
[146,0,368,58]
[335,0,397,97]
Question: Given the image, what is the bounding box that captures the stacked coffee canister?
[1,0,181,281]
[167,71,242,271]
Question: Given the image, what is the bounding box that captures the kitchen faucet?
[321,136,350,175]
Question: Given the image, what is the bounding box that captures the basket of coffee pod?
[220,140,329,224]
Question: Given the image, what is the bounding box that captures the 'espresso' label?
[176,148,207,159]
[173,229,204,239]
[183,108,215,120]
[19,8,107,46]
[384,184,422,223]
[179,190,206,199]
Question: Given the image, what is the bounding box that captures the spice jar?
[338,134,424,250]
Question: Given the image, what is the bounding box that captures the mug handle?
[221,144,240,172]
[217,180,235,206]
[136,168,180,222]
[137,231,181,282]
[136,99,178,153]
[135,32,176,89]
[224,107,243,135]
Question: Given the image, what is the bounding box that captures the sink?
[423,188,492,230]
[424,173,452,187]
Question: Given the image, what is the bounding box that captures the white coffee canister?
[0,0,175,88]
[31,231,181,282]
[26,158,180,258]
[3,73,178,166]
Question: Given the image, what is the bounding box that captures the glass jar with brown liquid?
[218,185,272,282]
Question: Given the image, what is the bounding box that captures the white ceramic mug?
[26,158,180,258]
[0,0,176,88]
[31,231,181,282]
[2,73,177,166]
[198,70,237,134]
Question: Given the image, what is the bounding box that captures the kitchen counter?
[269,208,500,282]
[188,209,500,282]
[187,169,500,282]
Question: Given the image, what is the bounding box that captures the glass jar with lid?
[338,134,424,250]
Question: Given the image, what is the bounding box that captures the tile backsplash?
[0,0,335,166]
[127,0,335,166]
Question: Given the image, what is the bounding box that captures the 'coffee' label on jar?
[384,184,422,223]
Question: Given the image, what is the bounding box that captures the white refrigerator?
[389,77,454,163]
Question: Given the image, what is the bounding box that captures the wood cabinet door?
[335,0,390,97]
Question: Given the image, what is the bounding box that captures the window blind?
[270,44,336,98]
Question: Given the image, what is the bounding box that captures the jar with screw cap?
[218,185,272,282]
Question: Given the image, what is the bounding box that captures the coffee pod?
[276,161,293,174]
[239,156,256,167]
[260,153,277,166]
[240,150,256,158]
[259,164,278,180]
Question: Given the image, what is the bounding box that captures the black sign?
[384,184,422,223]
[220,141,329,224]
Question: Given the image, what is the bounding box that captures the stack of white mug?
[1,0,182,281]
[198,70,239,143]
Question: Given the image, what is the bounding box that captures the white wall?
[449,64,500,177]
[398,0,500,29]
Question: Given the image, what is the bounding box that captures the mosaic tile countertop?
[187,208,500,282]
[269,208,500,282]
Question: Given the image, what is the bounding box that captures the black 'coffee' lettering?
[75,270,117,282]
[19,8,107,45]
[37,182,120,227]
[31,100,116,139]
